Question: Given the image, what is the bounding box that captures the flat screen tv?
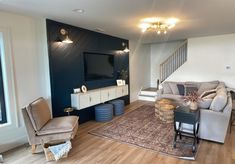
[84,52,115,81]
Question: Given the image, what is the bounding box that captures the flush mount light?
[73,9,85,13]
[138,17,179,34]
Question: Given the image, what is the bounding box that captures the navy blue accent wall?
[46,19,130,123]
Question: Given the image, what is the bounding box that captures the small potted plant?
[119,69,128,85]
[183,91,201,110]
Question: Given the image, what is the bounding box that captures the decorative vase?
[189,101,198,110]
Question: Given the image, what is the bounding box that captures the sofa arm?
[223,92,232,114]
[199,107,232,143]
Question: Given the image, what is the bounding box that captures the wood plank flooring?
[3,101,235,164]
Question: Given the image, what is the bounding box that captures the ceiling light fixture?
[73,9,85,13]
[139,17,179,34]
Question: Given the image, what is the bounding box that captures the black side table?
[173,106,200,152]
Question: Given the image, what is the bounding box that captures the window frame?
[0,28,18,127]
[0,52,6,124]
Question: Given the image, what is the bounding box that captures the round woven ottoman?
[95,104,113,122]
[109,99,124,116]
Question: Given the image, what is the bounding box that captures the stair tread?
[142,87,158,92]
[139,94,156,97]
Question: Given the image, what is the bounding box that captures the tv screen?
[84,52,115,81]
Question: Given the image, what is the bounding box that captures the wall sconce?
[56,28,73,44]
[122,42,130,53]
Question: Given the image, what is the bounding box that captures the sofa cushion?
[177,84,185,96]
[26,98,51,131]
[184,84,198,96]
[197,81,219,95]
[162,82,172,94]
[168,82,184,95]
[210,92,227,112]
[216,82,226,90]
[198,99,213,109]
[37,116,79,136]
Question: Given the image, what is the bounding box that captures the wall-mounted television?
[84,52,115,81]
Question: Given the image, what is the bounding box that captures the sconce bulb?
[123,47,130,53]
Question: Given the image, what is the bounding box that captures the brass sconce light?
[56,28,73,44]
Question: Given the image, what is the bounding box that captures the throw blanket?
[48,141,72,161]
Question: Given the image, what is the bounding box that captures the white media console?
[71,85,129,110]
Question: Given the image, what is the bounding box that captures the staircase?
[138,40,188,102]
[160,40,188,82]
[138,87,158,102]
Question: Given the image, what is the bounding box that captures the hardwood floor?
[3,101,235,164]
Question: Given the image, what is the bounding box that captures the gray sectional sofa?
[156,81,232,143]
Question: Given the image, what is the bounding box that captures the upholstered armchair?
[21,97,79,153]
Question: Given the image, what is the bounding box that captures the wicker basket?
[159,104,175,123]
[43,141,69,162]
[155,99,176,123]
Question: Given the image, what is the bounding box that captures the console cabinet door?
[89,91,101,106]
[79,94,90,109]
[101,89,109,103]
[123,85,128,96]
[108,88,116,100]
[116,87,123,98]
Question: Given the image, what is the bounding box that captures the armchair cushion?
[26,97,51,131]
[36,116,78,136]
[37,116,79,136]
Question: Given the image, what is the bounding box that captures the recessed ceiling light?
[73,9,85,13]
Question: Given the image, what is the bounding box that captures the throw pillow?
[210,92,227,112]
[203,93,217,99]
[177,84,185,96]
[198,99,213,109]
[197,81,219,95]
[168,82,182,95]
[184,84,198,96]
[200,89,216,98]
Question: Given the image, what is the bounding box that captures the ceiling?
[0,0,235,43]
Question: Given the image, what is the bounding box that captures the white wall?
[150,40,184,87]
[167,34,235,88]
[129,40,150,102]
[0,11,50,153]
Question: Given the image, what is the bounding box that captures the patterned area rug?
[89,105,199,160]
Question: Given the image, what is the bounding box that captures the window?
[0,46,6,124]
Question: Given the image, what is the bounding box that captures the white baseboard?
[0,135,27,153]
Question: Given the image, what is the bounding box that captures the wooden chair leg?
[31,144,37,154]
